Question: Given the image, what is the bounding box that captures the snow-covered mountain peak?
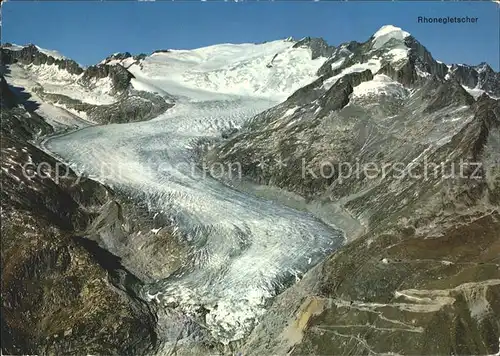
[371,25,411,49]
[3,43,67,60]
[34,45,66,60]
[104,39,328,101]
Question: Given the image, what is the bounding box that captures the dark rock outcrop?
[449,63,480,88]
[423,76,475,113]
[316,41,362,77]
[106,52,133,60]
[293,37,336,60]
[1,44,83,75]
[152,49,171,54]
[447,63,500,98]
[475,63,500,97]
[0,75,19,109]
[405,36,449,78]
[80,63,135,94]
[378,60,418,86]
[286,76,326,106]
[317,69,374,117]
[34,87,173,124]
[0,74,53,141]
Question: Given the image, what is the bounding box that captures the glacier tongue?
[42,41,342,344]
[45,98,343,343]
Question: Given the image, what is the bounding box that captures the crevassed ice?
[46,98,343,344]
[43,40,341,345]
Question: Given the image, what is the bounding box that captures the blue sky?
[2,1,499,69]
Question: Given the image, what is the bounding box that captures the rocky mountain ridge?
[315,26,499,97]
[203,25,500,354]
[1,43,173,125]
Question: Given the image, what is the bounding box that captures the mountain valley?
[1,25,499,355]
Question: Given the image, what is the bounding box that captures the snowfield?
[42,40,343,343]
[12,62,118,105]
[352,74,409,99]
[123,40,326,101]
[322,57,383,90]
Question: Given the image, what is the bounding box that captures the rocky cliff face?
[1,44,83,75]
[449,63,500,97]
[0,77,164,355]
[80,63,134,94]
[33,87,173,124]
[292,37,336,60]
[203,25,500,355]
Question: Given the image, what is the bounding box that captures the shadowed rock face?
[476,64,500,97]
[1,45,83,75]
[317,70,374,117]
[423,77,476,113]
[103,52,148,64]
[34,87,173,124]
[378,61,418,86]
[286,76,326,106]
[106,52,133,60]
[0,74,54,141]
[405,35,449,79]
[317,41,363,77]
[0,77,162,355]
[450,63,480,88]
[292,37,336,60]
[80,63,135,94]
[447,63,500,97]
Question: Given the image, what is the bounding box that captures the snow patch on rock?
[352,74,408,99]
[35,45,66,60]
[322,58,382,90]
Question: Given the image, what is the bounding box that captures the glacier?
[41,40,344,344]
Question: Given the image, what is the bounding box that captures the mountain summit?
[371,24,411,48]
